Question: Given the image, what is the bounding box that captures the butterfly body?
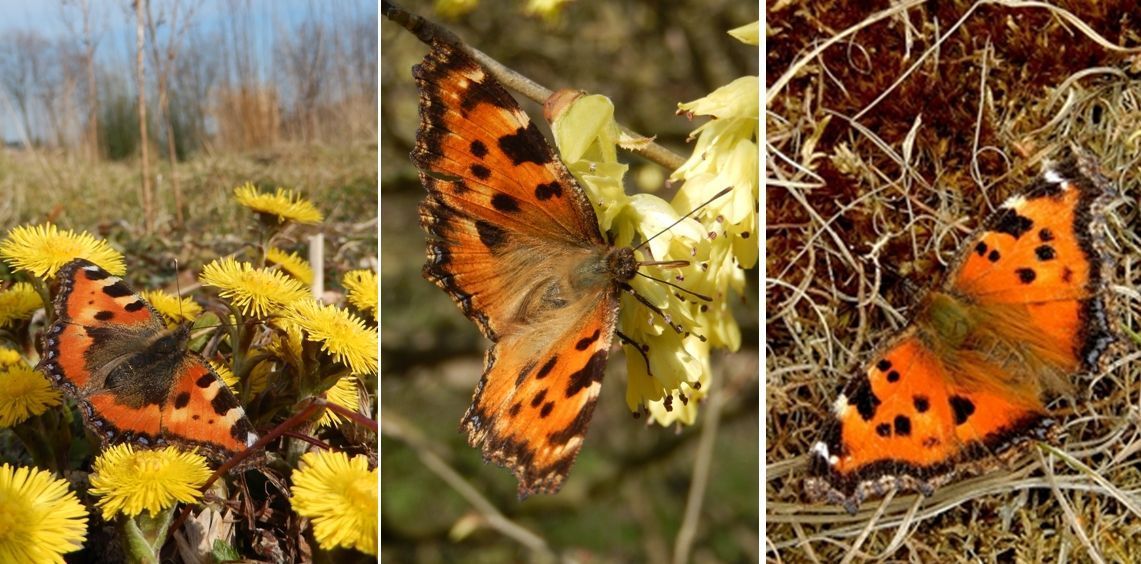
[806,153,1113,512]
[412,40,647,495]
[39,259,258,461]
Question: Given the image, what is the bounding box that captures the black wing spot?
[535,181,563,201]
[886,370,901,383]
[988,249,1001,263]
[498,123,552,165]
[975,242,987,256]
[565,351,606,398]
[1039,228,1055,242]
[540,401,555,418]
[922,437,941,448]
[1035,245,1056,261]
[876,359,892,372]
[575,329,601,351]
[950,395,975,425]
[875,423,891,437]
[894,415,911,436]
[209,393,233,416]
[530,389,547,408]
[470,139,488,158]
[124,300,146,312]
[102,282,134,298]
[1016,268,1037,284]
[174,392,191,409]
[470,163,491,180]
[94,311,114,321]
[849,379,881,422]
[536,356,558,379]
[509,402,522,417]
[196,374,214,388]
[913,395,930,412]
[474,220,508,252]
[83,268,110,281]
[490,193,520,213]
[991,209,1034,239]
[1061,267,1074,283]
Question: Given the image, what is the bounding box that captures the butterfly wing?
[807,153,1113,511]
[413,41,620,494]
[806,332,1055,511]
[39,258,257,460]
[948,155,1113,371]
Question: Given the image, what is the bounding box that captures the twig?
[381,409,553,555]
[382,0,687,171]
[672,383,725,564]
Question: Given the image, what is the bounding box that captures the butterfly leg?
[617,282,688,336]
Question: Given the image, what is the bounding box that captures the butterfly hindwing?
[39,258,257,460]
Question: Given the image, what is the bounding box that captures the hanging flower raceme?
[200,257,312,319]
[233,183,324,226]
[285,300,378,376]
[89,445,212,520]
[0,223,124,278]
[0,464,88,563]
[290,450,377,556]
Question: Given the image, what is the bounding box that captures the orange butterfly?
[39,259,259,461]
[805,152,1114,512]
[410,40,699,495]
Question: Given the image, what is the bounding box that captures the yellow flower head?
[0,464,88,563]
[0,364,62,427]
[233,183,324,226]
[200,257,311,319]
[342,269,378,321]
[317,376,360,429]
[433,0,477,19]
[207,360,239,390]
[0,348,24,368]
[0,223,125,278]
[138,290,202,328]
[290,450,377,555]
[0,283,42,327]
[89,444,212,520]
[267,247,315,285]
[286,300,378,375]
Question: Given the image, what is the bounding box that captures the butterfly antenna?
[632,187,732,252]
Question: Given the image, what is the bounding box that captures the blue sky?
[0,0,377,142]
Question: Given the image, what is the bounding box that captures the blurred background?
[381,1,758,561]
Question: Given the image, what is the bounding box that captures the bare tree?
[60,0,104,159]
[134,0,154,233]
[146,0,200,227]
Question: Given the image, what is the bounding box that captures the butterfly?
[38,258,259,461]
[805,151,1115,513]
[410,38,685,496]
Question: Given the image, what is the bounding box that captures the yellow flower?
[0,223,125,278]
[0,364,62,428]
[290,451,377,555]
[286,300,378,375]
[266,247,314,285]
[138,290,202,327]
[0,348,24,367]
[0,464,88,563]
[317,377,360,429]
[200,257,311,319]
[89,444,212,520]
[233,183,323,225]
[524,0,571,23]
[342,270,378,321]
[728,20,759,46]
[207,360,239,390]
[0,283,42,327]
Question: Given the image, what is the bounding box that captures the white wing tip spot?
[1044,169,1065,185]
[1001,194,1027,210]
[831,393,848,416]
